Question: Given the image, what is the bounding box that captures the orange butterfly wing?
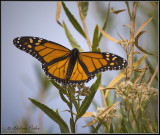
[13,36,71,83]
[78,52,127,75]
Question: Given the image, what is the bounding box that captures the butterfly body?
[66,48,80,80]
[13,36,128,85]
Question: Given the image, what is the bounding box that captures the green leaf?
[99,2,110,42]
[63,21,84,52]
[62,2,86,38]
[75,74,101,121]
[79,2,89,19]
[50,80,72,108]
[28,98,70,133]
[109,123,114,133]
[92,24,100,52]
[121,119,128,133]
[73,99,79,113]
[90,125,96,133]
[92,115,107,133]
[59,91,72,108]
[120,101,134,133]
[130,104,140,132]
[50,80,67,95]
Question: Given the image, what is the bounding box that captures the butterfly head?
[71,48,80,56]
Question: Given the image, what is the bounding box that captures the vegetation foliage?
[14,2,158,133]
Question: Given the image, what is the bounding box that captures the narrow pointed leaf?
[83,101,120,127]
[92,24,100,52]
[29,98,70,133]
[91,115,107,133]
[121,119,128,133]
[73,112,94,118]
[59,91,71,108]
[135,31,155,55]
[133,54,147,69]
[50,80,67,95]
[63,21,84,52]
[105,72,126,97]
[120,101,134,133]
[49,80,72,109]
[73,100,79,113]
[82,118,98,128]
[76,74,101,121]
[62,2,86,38]
[109,123,114,133]
[91,125,96,132]
[122,24,130,28]
[134,17,153,38]
[81,112,94,118]
[79,2,89,19]
[56,2,63,26]
[98,27,119,43]
[110,8,126,14]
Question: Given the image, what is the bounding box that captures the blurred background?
[1,1,158,133]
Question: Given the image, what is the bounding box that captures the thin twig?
[100,89,107,108]
[134,65,148,84]
[148,65,158,88]
[77,2,92,51]
[99,85,116,108]
[67,89,75,133]
[99,85,107,108]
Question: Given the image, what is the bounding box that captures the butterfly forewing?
[13,36,70,64]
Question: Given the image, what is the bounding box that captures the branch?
[148,65,158,88]
[128,2,139,80]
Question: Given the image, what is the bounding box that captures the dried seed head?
[116,81,158,104]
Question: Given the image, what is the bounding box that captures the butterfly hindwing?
[42,56,70,84]
[68,59,93,84]
[78,52,128,75]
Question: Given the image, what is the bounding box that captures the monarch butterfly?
[13,36,127,85]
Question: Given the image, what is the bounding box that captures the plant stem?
[128,2,139,80]
[67,89,75,133]
[100,88,107,108]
